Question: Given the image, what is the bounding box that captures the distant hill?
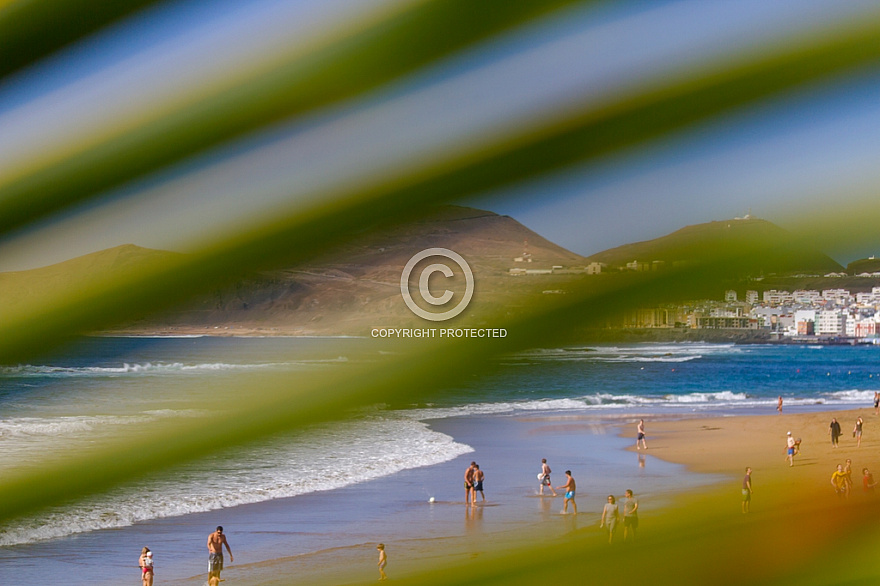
[117,206,589,335]
[0,244,183,315]
[847,257,880,275]
[586,217,843,275]
[4,212,866,337]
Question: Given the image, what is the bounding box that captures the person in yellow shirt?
[831,464,848,498]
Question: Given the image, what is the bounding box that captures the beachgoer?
[623,489,639,540]
[599,495,619,544]
[854,417,863,448]
[742,467,753,514]
[143,551,153,586]
[472,464,485,504]
[555,470,577,514]
[777,396,783,414]
[874,391,879,416]
[786,432,796,467]
[464,461,476,504]
[139,547,153,586]
[377,543,387,581]
[636,419,648,450]
[863,468,877,493]
[844,459,854,497]
[539,458,557,497]
[831,464,848,498]
[830,418,841,447]
[207,526,233,585]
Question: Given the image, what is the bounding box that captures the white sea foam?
[0,358,348,377]
[0,413,471,546]
[509,343,738,363]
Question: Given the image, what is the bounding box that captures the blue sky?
[1,0,879,270]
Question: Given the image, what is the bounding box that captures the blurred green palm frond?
[3,1,880,584]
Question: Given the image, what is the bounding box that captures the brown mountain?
[122,206,588,335]
[586,217,843,275]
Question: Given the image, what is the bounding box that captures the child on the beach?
[377,543,387,581]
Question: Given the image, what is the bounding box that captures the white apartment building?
[816,309,846,335]
[793,290,822,305]
[724,290,737,302]
[745,290,759,304]
[822,289,854,306]
[856,287,880,305]
[763,290,795,306]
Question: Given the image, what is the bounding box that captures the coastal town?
[620,285,880,342]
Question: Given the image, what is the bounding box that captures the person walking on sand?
[786,432,796,467]
[139,547,153,586]
[623,489,639,540]
[777,396,783,414]
[377,543,387,581]
[464,461,476,504]
[874,391,879,416]
[555,470,577,514]
[832,464,848,498]
[742,467,753,513]
[471,464,485,504]
[539,458,557,497]
[854,417,863,448]
[207,526,233,585]
[636,419,648,450]
[830,418,842,447]
[600,495,619,544]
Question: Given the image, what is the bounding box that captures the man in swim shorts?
[555,470,577,514]
[636,419,648,450]
[786,432,796,467]
[464,461,476,504]
[539,458,557,497]
[471,464,485,504]
[207,526,233,584]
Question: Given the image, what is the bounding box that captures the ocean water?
[0,338,877,583]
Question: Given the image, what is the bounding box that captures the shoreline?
[182,405,880,584]
[5,403,879,585]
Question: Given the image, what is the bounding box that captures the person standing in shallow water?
[777,396,783,414]
[539,458,557,497]
[555,470,577,514]
[207,526,233,585]
[471,464,485,504]
[464,461,475,504]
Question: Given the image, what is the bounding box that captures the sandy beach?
[144,405,880,586]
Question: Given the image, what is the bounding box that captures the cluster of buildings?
[623,287,880,342]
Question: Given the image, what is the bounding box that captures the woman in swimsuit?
[139,547,153,586]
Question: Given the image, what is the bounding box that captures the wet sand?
[196,407,880,585]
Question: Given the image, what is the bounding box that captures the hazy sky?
[1,0,879,271]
